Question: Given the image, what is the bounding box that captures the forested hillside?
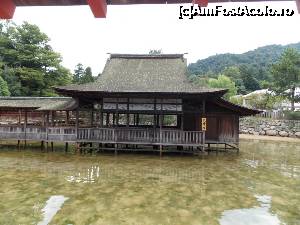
[188,43,300,95]
[188,43,300,75]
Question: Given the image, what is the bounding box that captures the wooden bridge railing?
[0,125,204,146]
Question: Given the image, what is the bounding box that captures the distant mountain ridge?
[188,42,300,75]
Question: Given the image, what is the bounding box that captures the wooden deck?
[0,125,204,147]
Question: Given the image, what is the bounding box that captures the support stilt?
[159,145,162,157]
[41,141,44,151]
[115,144,118,155]
[17,140,20,150]
[65,142,69,152]
[51,142,54,152]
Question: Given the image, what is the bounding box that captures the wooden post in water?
[51,142,54,152]
[41,141,44,151]
[114,143,118,155]
[65,142,69,152]
[75,142,80,154]
[17,140,20,150]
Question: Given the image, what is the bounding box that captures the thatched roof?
[0,97,78,111]
[55,54,227,96]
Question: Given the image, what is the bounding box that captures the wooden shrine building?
[0,54,260,154]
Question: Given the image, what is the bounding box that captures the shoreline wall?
[239,117,300,138]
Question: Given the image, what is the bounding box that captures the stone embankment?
[240,117,300,138]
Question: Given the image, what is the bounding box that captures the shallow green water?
[0,140,299,225]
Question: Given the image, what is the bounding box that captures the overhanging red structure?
[0,0,299,19]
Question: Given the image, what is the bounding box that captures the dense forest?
[188,42,300,94]
[0,21,94,97]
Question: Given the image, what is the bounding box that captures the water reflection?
[37,195,69,225]
[0,139,299,225]
[66,165,100,183]
[219,195,281,225]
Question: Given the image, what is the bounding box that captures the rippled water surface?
[0,140,299,225]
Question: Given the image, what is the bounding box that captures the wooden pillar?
[41,141,44,151]
[114,144,118,155]
[17,140,20,150]
[18,110,21,125]
[24,111,27,148]
[99,99,104,128]
[112,113,116,127]
[105,113,109,126]
[87,0,107,18]
[90,110,94,127]
[51,142,54,152]
[116,100,119,126]
[51,111,55,126]
[45,111,49,142]
[65,142,69,152]
[159,114,163,157]
[202,99,206,153]
[136,114,139,126]
[75,142,80,154]
[126,98,130,128]
[66,111,70,126]
[0,0,16,19]
[75,109,79,139]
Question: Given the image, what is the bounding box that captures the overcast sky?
[12,1,300,75]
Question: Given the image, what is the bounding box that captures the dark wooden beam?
[66,111,70,126]
[0,0,16,19]
[87,0,107,18]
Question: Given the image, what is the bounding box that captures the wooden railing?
[77,128,204,145]
[0,125,76,142]
[0,126,204,146]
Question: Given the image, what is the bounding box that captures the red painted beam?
[87,0,107,18]
[0,0,16,19]
[296,0,300,13]
[192,0,208,7]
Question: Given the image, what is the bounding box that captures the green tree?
[0,21,72,96]
[208,75,237,100]
[222,66,246,94]
[73,63,84,84]
[72,64,94,84]
[80,67,94,84]
[239,65,260,92]
[270,48,300,111]
[0,75,10,96]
